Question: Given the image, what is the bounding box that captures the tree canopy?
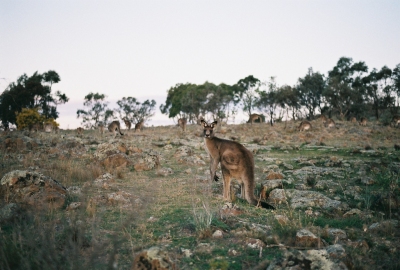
[0,71,68,129]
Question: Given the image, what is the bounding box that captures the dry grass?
[1,120,400,269]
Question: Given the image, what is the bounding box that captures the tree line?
[1,56,399,130]
[160,57,400,125]
[0,71,156,130]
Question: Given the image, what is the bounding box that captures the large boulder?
[0,170,67,210]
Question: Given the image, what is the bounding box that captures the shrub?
[15,108,59,130]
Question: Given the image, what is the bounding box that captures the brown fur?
[108,121,124,137]
[324,118,336,128]
[76,127,84,136]
[201,120,274,209]
[359,117,367,126]
[123,119,131,130]
[177,118,187,132]
[350,117,357,123]
[391,115,400,128]
[298,120,312,131]
[247,113,262,124]
[320,115,328,123]
[98,123,105,135]
[135,120,144,132]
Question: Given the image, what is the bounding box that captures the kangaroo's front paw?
[214,175,219,182]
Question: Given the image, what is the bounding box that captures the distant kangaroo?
[177,118,187,132]
[359,117,367,126]
[391,115,400,128]
[298,120,312,131]
[135,120,144,132]
[324,118,336,128]
[123,118,131,130]
[247,113,262,124]
[201,120,274,209]
[76,127,84,136]
[108,120,124,137]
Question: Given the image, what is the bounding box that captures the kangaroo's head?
[201,120,218,138]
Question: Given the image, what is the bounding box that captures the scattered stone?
[212,230,223,238]
[156,167,173,176]
[245,238,266,249]
[219,202,243,217]
[266,171,284,180]
[66,202,81,211]
[0,170,67,210]
[131,246,176,270]
[295,229,325,248]
[274,214,289,225]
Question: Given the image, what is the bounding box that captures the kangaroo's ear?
[200,119,207,127]
[211,121,218,126]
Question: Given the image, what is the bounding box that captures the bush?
[15,108,59,130]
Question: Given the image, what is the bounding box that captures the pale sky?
[1,0,399,129]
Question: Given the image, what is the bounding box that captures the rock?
[285,189,342,209]
[267,188,287,204]
[0,170,67,210]
[66,202,81,211]
[326,228,347,242]
[343,208,362,217]
[156,167,173,176]
[274,214,289,225]
[212,230,223,238]
[266,171,284,180]
[219,203,243,217]
[101,153,131,169]
[261,179,284,194]
[132,246,176,270]
[295,229,325,248]
[107,191,131,206]
[245,238,266,249]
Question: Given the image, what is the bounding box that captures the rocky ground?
[0,119,399,269]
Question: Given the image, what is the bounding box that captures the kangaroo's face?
[201,120,217,138]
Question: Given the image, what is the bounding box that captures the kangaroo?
[76,127,84,136]
[324,118,336,128]
[177,118,187,132]
[350,116,357,123]
[247,113,262,124]
[298,120,312,131]
[320,115,328,123]
[123,118,131,130]
[391,115,400,128]
[359,117,367,126]
[98,122,105,135]
[135,120,144,132]
[108,121,124,137]
[201,120,274,209]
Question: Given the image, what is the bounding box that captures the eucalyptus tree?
[116,97,156,123]
[235,75,261,118]
[0,71,68,129]
[362,66,396,119]
[274,85,300,121]
[392,64,400,109]
[76,93,113,129]
[256,77,279,125]
[160,83,198,121]
[325,57,368,119]
[297,68,326,119]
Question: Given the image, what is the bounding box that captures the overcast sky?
[1,0,399,129]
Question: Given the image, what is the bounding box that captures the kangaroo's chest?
[204,138,220,158]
